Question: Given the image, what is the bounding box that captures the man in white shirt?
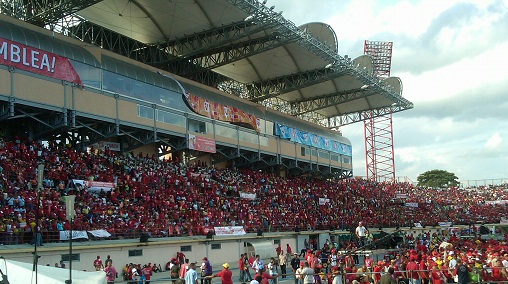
[501,253,508,272]
[252,255,264,274]
[295,262,305,284]
[356,221,367,247]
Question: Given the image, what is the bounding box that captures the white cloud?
[400,37,508,103]
[485,133,502,150]
[397,147,420,163]
[272,0,508,182]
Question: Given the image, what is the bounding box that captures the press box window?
[61,253,80,262]
[180,245,192,252]
[188,119,206,134]
[129,249,143,257]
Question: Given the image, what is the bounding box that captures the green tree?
[417,169,459,188]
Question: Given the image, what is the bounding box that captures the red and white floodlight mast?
[363,40,395,182]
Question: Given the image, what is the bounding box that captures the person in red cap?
[295,262,305,284]
[419,256,429,284]
[430,263,446,284]
[331,265,343,284]
[406,256,420,284]
[202,257,213,284]
[94,255,104,271]
[364,254,373,270]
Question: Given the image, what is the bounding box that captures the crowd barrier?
[0,223,362,245]
[96,269,508,284]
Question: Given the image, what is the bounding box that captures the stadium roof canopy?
[3,0,413,128]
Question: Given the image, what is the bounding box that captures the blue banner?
[275,124,352,156]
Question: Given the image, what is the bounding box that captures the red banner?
[0,38,82,85]
[188,134,216,153]
[184,92,259,131]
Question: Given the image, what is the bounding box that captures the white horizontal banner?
[319,198,330,205]
[405,202,418,208]
[239,192,256,200]
[213,226,246,236]
[59,230,89,240]
[88,229,112,238]
[485,200,508,205]
[395,193,408,199]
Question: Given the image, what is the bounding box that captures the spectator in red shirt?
[286,244,292,255]
[430,263,445,284]
[94,255,104,271]
[142,264,153,284]
[373,261,383,283]
[207,263,233,284]
[406,257,420,284]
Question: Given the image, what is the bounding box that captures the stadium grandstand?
[0,0,413,179]
[0,0,507,281]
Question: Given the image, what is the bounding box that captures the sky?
[270,0,508,184]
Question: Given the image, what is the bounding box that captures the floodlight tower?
[363,40,395,182]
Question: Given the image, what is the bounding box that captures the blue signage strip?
[275,124,352,156]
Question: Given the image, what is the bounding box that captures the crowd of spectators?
[0,137,507,244]
[295,228,508,284]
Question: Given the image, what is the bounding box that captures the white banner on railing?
[405,202,418,208]
[395,193,408,199]
[485,200,508,205]
[239,192,256,200]
[59,230,89,240]
[88,229,112,238]
[213,226,247,236]
[438,222,453,227]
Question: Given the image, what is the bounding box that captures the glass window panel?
[138,105,154,120]
[259,136,268,147]
[71,61,101,89]
[265,121,274,135]
[239,131,258,144]
[215,124,237,139]
[157,110,186,127]
[104,71,190,111]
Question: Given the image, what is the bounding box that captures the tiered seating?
[0,138,506,244]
